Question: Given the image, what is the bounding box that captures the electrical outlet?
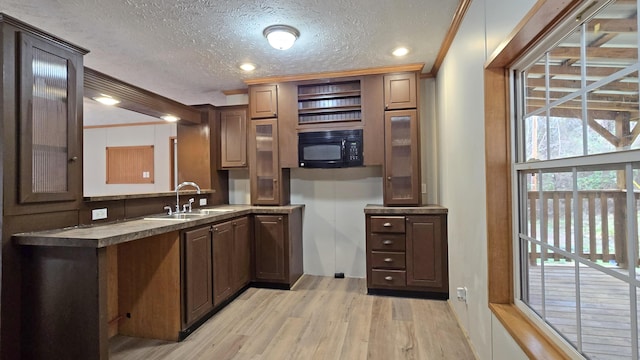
[199,198,207,206]
[456,287,468,303]
[92,208,108,220]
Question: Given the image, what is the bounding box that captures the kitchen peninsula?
[15,204,303,359]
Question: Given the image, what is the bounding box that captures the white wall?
[435,0,535,359]
[83,124,177,196]
[228,166,383,278]
[290,167,383,278]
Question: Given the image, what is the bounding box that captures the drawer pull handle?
[383,222,392,227]
[384,258,393,263]
[383,240,393,245]
[384,276,393,281]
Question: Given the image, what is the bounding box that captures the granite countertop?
[14,204,304,248]
[364,204,448,214]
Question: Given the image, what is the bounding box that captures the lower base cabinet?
[253,208,303,288]
[365,209,448,297]
[182,209,302,332]
[213,216,250,306]
[183,226,214,326]
[183,215,252,327]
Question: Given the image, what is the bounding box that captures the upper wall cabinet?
[1,14,88,214]
[384,73,417,110]
[249,85,278,119]
[220,107,247,168]
[384,109,421,205]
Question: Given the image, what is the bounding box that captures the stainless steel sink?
[196,208,236,213]
[143,212,209,221]
[142,208,236,221]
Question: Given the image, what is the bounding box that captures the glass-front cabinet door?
[384,109,420,205]
[250,119,280,204]
[19,32,82,204]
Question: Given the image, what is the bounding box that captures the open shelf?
[297,80,361,126]
[297,90,361,101]
[298,105,361,115]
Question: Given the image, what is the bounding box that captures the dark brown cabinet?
[213,216,251,302]
[249,85,278,119]
[249,119,290,205]
[384,110,421,205]
[183,226,213,326]
[406,216,445,289]
[384,73,417,110]
[254,215,286,281]
[365,210,448,297]
[183,215,252,323]
[231,217,251,293]
[212,221,234,306]
[18,33,83,204]
[220,108,247,168]
[2,15,88,215]
[253,209,303,288]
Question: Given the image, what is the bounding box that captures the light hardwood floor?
[110,275,476,359]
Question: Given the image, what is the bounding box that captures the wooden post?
[614,112,630,268]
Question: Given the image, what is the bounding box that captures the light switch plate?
[421,183,427,193]
[92,208,108,220]
[199,198,207,206]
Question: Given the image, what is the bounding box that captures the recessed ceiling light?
[240,63,256,72]
[263,24,300,50]
[392,47,410,57]
[161,115,180,122]
[92,95,120,106]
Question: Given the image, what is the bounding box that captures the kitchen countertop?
[14,204,304,248]
[364,204,448,214]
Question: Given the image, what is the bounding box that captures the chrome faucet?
[175,181,201,213]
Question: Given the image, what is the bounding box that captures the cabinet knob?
[385,104,389,110]
[384,258,393,263]
[387,176,391,181]
[278,217,282,222]
[384,276,393,281]
[69,156,78,162]
[383,240,393,245]
[383,222,392,227]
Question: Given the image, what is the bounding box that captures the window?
[513,1,640,358]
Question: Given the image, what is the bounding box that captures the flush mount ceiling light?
[161,115,180,122]
[92,94,120,106]
[392,47,410,57]
[263,24,300,50]
[239,63,256,72]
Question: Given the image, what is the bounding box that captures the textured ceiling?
[2,0,459,106]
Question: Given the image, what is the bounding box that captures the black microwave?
[298,129,363,168]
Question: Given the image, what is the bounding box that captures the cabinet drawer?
[370,216,405,233]
[369,233,405,251]
[370,269,406,287]
[371,251,405,269]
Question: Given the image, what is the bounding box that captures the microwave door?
[300,142,343,168]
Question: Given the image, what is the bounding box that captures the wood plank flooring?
[109,275,476,359]
[528,265,635,360]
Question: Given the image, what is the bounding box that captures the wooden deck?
[109,275,476,359]
[528,264,636,360]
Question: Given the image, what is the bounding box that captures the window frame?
[483,1,618,359]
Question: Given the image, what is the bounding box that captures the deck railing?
[527,190,640,267]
